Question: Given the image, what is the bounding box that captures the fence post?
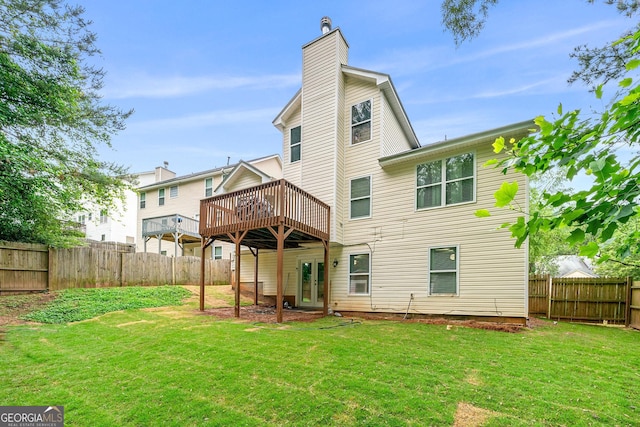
[47,246,52,292]
[172,256,176,285]
[546,275,553,319]
[626,276,632,328]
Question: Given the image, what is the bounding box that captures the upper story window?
[416,153,475,210]
[351,99,372,144]
[78,214,86,225]
[170,185,178,198]
[139,192,146,209]
[290,126,301,163]
[99,209,108,224]
[350,176,371,219]
[205,178,213,197]
[158,188,165,206]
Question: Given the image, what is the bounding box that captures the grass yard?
[0,287,638,426]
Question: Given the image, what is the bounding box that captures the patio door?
[299,259,325,308]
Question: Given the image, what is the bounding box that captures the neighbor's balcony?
[199,179,330,243]
[142,214,200,240]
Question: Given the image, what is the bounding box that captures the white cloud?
[103,73,300,99]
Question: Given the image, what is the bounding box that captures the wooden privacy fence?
[0,241,230,293]
[529,275,635,327]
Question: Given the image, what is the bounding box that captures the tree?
[527,171,580,274]
[595,216,640,278]
[443,1,640,264]
[0,0,133,246]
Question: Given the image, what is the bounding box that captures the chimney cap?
[320,16,332,34]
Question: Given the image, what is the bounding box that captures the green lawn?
[0,287,638,426]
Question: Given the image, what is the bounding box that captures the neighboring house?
[556,255,598,278]
[137,155,282,258]
[200,18,531,322]
[79,163,175,244]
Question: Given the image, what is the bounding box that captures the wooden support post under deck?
[200,237,214,311]
[254,248,259,306]
[323,240,329,316]
[199,239,206,311]
[235,236,241,318]
[276,224,284,323]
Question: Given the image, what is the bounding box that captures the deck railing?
[142,214,200,238]
[199,179,330,241]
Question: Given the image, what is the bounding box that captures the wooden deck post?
[199,237,214,311]
[200,239,206,311]
[276,224,284,323]
[254,248,259,306]
[235,235,241,318]
[323,240,329,316]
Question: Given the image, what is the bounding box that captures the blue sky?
[83,1,634,176]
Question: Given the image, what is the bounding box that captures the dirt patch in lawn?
[200,305,325,323]
[453,402,499,427]
[0,292,57,328]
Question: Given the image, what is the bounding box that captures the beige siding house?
[137,155,282,259]
[232,20,530,322]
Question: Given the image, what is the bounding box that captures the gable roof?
[341,65,420,149]
[378,119,536,167]
[556,255,598,278]
[138,154,281,190]
[273,66,421,151]
[214,160,276,194]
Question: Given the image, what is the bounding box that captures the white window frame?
[428,245,460,296]
[416,152,475,210]
[205,178,213,197]
[213,246,223,260]
[290,125,301,163]
[139,192,146,209]
[170,185,178,198]
[351,99,372,145]
[99,209,108,224]
[348,252,371,296]
[158,188,165,206]
[349,175,372,220]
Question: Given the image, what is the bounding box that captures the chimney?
[320,16,332,34]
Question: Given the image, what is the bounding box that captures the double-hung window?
[170,185,178,198]
[349,253,370,295]
[100,209,108,224]
[350,176,371,219]
[417,153,474,209]
[351,100,371,144]
[213,246,223,260]
[205,178,213,197]
[139,192,146,209]
[429,246,459,295]
[290,126,301,162]
[158,188,165,206]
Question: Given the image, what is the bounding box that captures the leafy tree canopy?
[0,0,133,246]
[444,1,640,270]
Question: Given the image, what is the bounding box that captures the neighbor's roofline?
[138,154,282,190]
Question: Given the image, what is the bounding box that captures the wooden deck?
[199,179,331,322]
[199,179,329,249]
[141,214,200,254]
